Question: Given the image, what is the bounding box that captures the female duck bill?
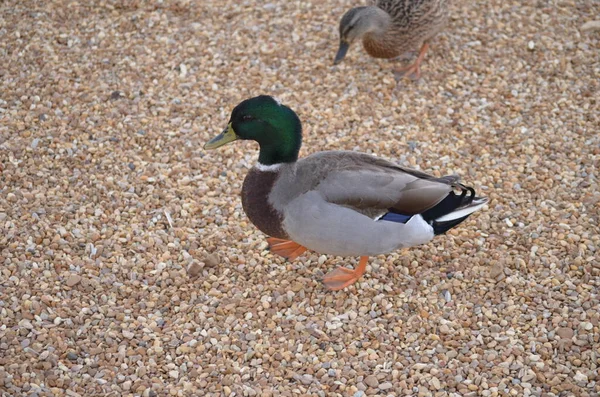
[334,41,350,65]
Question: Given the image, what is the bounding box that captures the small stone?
[169,370,179,379]
[66,274,82,287]
[187,261,203,277]
[580,322,593,331]
[581,20,600,32]
[364,375,379,388]
[67,352,78,361]
[522,371,536,382]
[110,90,124,100]
[379,382,393,390]
[293,374,313,385]
[573,371,588,383]
[441,289,451,302]
[205,253,220,267]
[489,263,504,279]
[556,327,574,339]
[179,63,188,78]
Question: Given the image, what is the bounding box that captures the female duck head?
[205,95,302,166]
[334,6,391,65]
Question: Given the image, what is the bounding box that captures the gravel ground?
[1,0,599,396]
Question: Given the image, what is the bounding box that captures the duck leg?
[322,256,369,291]
[393,41,430,81]
[266,237,307,261]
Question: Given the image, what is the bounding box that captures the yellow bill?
[204,123,238,149]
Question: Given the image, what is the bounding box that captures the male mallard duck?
[205,96,487,291]
[334,0,449,80]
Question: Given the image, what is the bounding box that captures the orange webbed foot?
[322,256,369,291]
[393,42,430,81]
[393,63,422,81]
[266,237,307,261]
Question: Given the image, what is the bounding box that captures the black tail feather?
[421,186,475,222]
[380,183,485,235]
[431,215,470,235]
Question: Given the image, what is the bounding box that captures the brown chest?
[241,169,289,239]
[363,35,405,59]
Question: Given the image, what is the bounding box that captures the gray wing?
[297,151,460,216]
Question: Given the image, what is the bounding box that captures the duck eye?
[241,115,255,122]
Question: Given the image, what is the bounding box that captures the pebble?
[187,261,203,277]
[379,382,393,390]
[556,327,574,339]
[580,322,592,331]
[66,274,82,287]
[364,375,379,388]
[489,263,504,279]
[581,20,600,32]
[573,371,588,383]
[293,374,313,386]
[204,253,220,267]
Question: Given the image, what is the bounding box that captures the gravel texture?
[1,0,599,396]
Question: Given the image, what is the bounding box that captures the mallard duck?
[334,0,449,80]
[205,96,487,291]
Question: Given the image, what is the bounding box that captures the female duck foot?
[266,237,307,261]
[393,63,422,81]
[393,42,430,81]
[322,256,369,291]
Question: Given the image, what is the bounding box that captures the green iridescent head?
[205,95,302,165]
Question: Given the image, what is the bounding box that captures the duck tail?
[421,185,488,235]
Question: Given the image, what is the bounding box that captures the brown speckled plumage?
[336,0,449,78]
[366,0,448,58]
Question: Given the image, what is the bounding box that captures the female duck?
[205,96,487,291]
[334,0,449,80]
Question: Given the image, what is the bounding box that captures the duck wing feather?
[293,151,462,216]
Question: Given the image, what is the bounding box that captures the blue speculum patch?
[379,212,413,224]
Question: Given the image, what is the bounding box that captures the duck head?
[334,6,391,65]
[205,96,302,166]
